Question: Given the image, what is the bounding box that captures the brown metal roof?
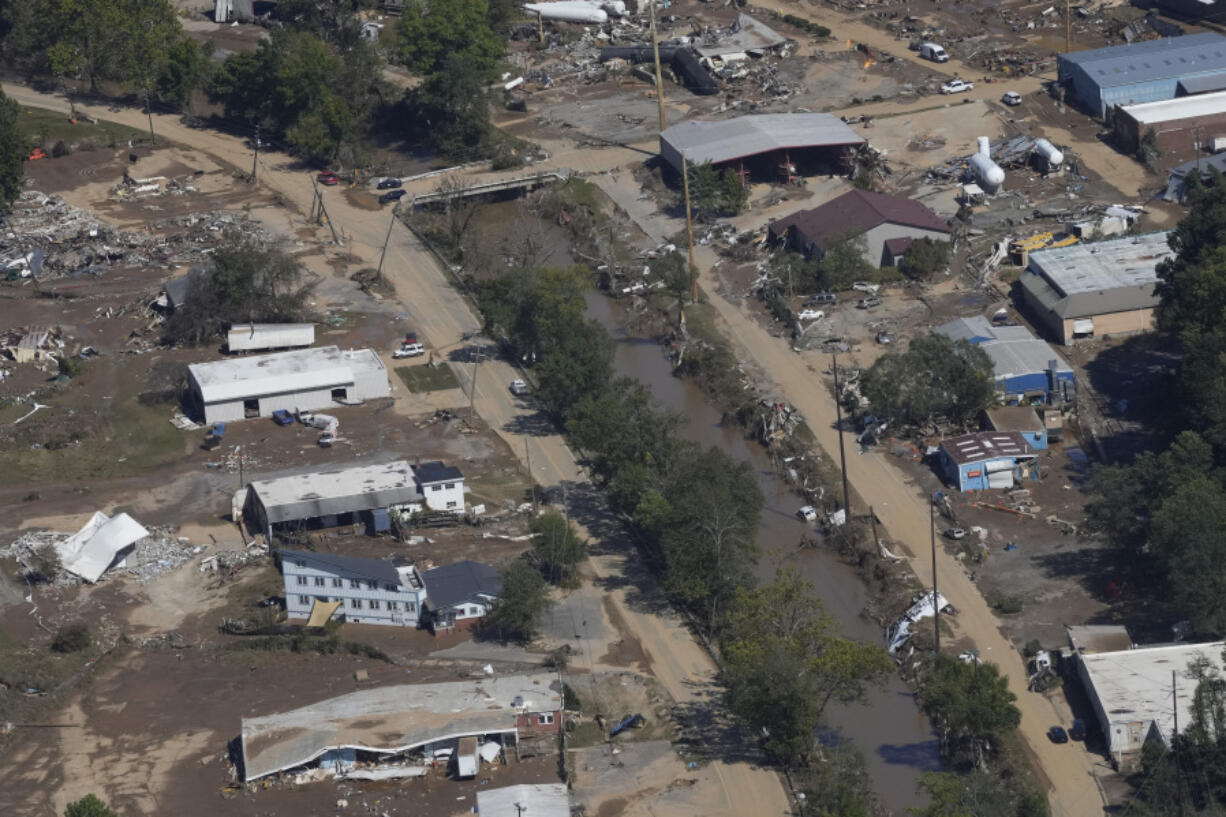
[769,190,951,247]
[939,431,1036,465]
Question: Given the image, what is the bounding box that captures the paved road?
[1,82,791,817]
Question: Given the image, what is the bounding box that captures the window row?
[294,575,402,592]
[296,595,416,612]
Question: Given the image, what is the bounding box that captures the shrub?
[51,140,71,158]
[52,623,92,653]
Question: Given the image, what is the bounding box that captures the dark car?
[272,409,294,426]
[1070,719,1087,741]
[806,292,837,305]
[379,189,407,204]
[1048,726,1069,744]
[377,177,402,189]
[317,171,340,186]
[404,331,418,345]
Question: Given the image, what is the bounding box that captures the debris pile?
[2,524,201,585]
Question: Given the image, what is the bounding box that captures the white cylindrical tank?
[1033,138,1064,167]
[969,153,1005,190]
[601,0,627,15]
[977,136,991,157]
[526,2,608,23]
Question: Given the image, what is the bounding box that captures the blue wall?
[1063,62,1226,116]
[939,450,1031,491]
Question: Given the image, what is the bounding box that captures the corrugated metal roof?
[1024,232,1171,318]
[478,785,570,817]
[423,560,501,610]
[1061,32,1226,88]
[189,346,355,405]
[227,323,316,352]
[1121,87,1226,123]
[770,189,950,248]
[985,406,1044,432]
[939,431,1036,465]
[660,113,864,166]
[1178,72,1226,94]
[694,13,787,58]
[57,511,149,583]
[250,460,419,523]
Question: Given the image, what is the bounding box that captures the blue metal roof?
[1061,32,1226,88]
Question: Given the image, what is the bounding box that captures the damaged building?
[937,431,1038,492]
[238,674,562,781]
[934,316,1075,405]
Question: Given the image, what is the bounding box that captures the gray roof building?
[1020,232,1172,319]
[280,549,404,586]
[659,114,864,174]
[933,316,1074,399]
[423,560,502,610]
[248,460,419,525]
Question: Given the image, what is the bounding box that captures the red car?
[317,171,340,186]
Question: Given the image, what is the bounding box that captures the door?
[243,398,259,418]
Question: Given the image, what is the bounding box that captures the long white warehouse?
[226,322,315,353]
[187,345,389,424]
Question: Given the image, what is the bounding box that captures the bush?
[52,623,92,653]
[986,590,1024,615]
[57,355,82,378]
[51,140,71,157]
[33,543,61,580]
[1022,639,1042,658]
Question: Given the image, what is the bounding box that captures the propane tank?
[977,136,991,157]
[1033,138,1064,169]
[969,153,1005,191]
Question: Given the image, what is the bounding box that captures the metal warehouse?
[187,345,389,423]
[1019,232,1173,344]
[658,114,865,181]
[1058,32,1226,117]
[934,316,1074,404]
[1113,89,1226,154]
[226,322,315,353]
[937,431,1037,492]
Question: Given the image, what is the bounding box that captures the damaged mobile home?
[238,674,562,781]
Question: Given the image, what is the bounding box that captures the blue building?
[939,431,1038,492]
[1058,32,1226,117]
[985,406,1048,451]
[934,317,1075,405]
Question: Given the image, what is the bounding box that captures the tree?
[52,622,92,653]
[722,570,893,767]
[484,560,552,643]
[534,317,614,417]
[567,379,682,490]
[396,0,503,80]
[1150,476,1226,634]
[686,161,747,220]
[917,654,1021,769]
[157,37,211,110]
[815,232,876,291]
[908,771,1045,817]
[0,89,24,211]
[163,237,317,346]
[653,251,697,309]
[796,740,879,817]
[899,237,951,280]
[657,445,764,634]
[530,511,587,585]
[861,334,995,429]
[65,795,118,817]
[413,54,493,160]
[33,543,61,581]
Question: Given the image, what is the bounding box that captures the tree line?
[1085,172,1226,636]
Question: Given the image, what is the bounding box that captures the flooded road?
[585,292,941,813]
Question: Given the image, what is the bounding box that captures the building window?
[385,583,398,592]
[295,560,306,568]
[299,595,310,605]
[367,580,378,591]
[447,501,458,509]
[406,602,416,612]
[445,483,455,489]
[296,576,308,585]
[332,578,343,588]
[314,577,325,587]
[537,713,555,725]
[388,601,399,611]
[369,599,380,610]
[350,579,361,589]
[468,606,480,616]
[350,599,362,609]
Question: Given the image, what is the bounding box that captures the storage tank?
[977,136,991,157]
[970,136,1005,192]
[600,0,627,15]
[526,2,608,23]
[1033,138,1064,169]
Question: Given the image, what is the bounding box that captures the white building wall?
[282,559,426,627]
[349,351,391,401]
[202,385,350,425]
[421,480,465,513]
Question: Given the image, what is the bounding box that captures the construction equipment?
[1047,234,1079,249]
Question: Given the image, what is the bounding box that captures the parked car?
[940,79,974,95]
[1070,719,1087,741]
[404,330,418,345]
[317,171,340,186]
[393,342,425,359]
[1048,726,1069,744]
[919,42,949,62]
[875,330,892,345]
[857,297,883,310]
[1001,91,1022,106]
[377,177,402,189]
[379,189,407,204]
[272,409,294,425]
[945,527,967,540]
[852,281,880,295]
[806,292,837,305]
[318,430,335,447]
[796,505,818,522]
[797,309,825,322]
[510,379,530,396]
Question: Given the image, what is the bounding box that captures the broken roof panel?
[240,674,561,781]
[659,113,864,170]
[58,511,149,583]
[695,13,788,59]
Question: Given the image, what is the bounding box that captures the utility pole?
[1065,0,1071,54]
[831,353,852,520]
[931,494,939,652]
[377,204,398,277]
[468,347,482,418]
[143,87,155,145]
[869,505,880,552]
[681,160,697,303]
[1174,669,1187,817]
[251,123,260,182]
[526,439,537,515]
[537,10,544,43]
[647,0,667,133]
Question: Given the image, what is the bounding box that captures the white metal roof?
[226,323,315,352]
[1121,89,1226,125]
[57,511,149,583]
[249,460,418,523]
[241,674,561,780]
[660,113,864,166]
[189,346,355,404]
[1081,641,1226,747]
[1028,232,1172,296]
[478,784,570,817]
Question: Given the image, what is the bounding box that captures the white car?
[796,505,818,522]
[1001,91,1022,106]
[393,342,425,359]
[797,309,825,322]
[509,379,530,396]
[941,79,974,95]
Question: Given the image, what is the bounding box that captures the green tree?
[530,510,587,585]
[652,250,697,309]
[917,654,1021,769]
[396,0,503,79]
[484,559,552,643]
[686,161,747,220]
[157,37,211,110]
[815,232,876,291]
[0,89,25,211]
[413,54,493,160]
[657,445,763,634]
[722,570,893,767]
[908,770,1045,817]
[1150,476,1226,634]
[534,317,614,417]
[65,795,118,817]
[566,379,682,491]
[899,236,951,280]
[33,543,61,581]
[796,740,880,817]
[861,334,995,429]
[52,622,92,653]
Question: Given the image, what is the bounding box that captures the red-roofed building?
[769,190,952,268]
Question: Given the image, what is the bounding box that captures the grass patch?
[567,721,606,749]
[224,632,394,662]
[396,363,460,392]
[17,105,147,150]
